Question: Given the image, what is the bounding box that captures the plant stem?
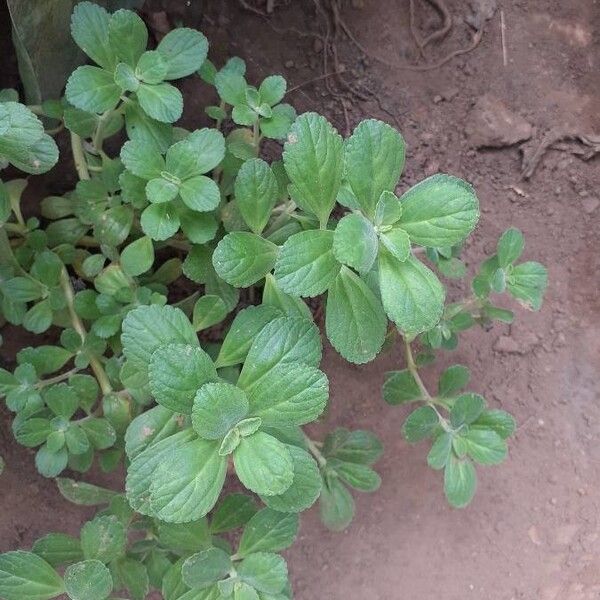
[60,268,112,395]
[70,132,90,181]
[35,367,80,389]
[304,432,327,469]
[402,336,451,430]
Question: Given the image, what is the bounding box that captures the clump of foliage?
[0,3,548,599]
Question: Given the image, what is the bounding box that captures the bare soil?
[1,1,600,599]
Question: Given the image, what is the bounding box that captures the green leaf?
[79,418,116,450]
[157,28,209,80]
[193,295,228,330]
[274,229,340,297]
[378,253,445,334]
[135,50,168,84]
[345,119,406,218]
[14,417,51,447]
[124,100,173,154]
[80,515,125,562]
[330,460,381,492]
[382,369,422,405]
[141,202,181,240]
[65,66,120,113]
[450,393,485,428]
[35,444,68,478]
[192,382,249,440]
[497,227,524,267]
[283,112,343,227]
[472,409,515,439]
[260,103,296,140]
[120,139,164,180]
[259,75,286,106]
[260,445,321,513]
[215,71,247,106]
[1,277,44,302]
[122,304,198,376]
[237,553,288,595]
[233,432,294,496]
[56,478,117,506]
[0,551,64,600]
[112,557,149,600]
[402,406,439,442]
[121,236,154,276]
[238,509,298,557]
[179,175,221,212]
[237,317,321,390]
[149,344,217,414]
[375,190,403,226]
[234,159,279,234]
[215,305,282,368]
[464,428,507,465]
[398,174,480,247]
[64,560,112,600]
[323,428,383,465]
[186,128,226,174]
[65,426,90,455]
[262,274,312,319]
[243,362,328,427]
[379,228,410,262]
[427,432,452,470]
[213,232,278,288]
[109,9,148,67]
[182,547,231,590]
[70,2,115,69]
[126,429,196,515]
[149,437,227,522]
[232,104,257,126]
[438,365,470,397]
[325,266,387,364]
[157,519,209,555]
[444,455,477,508]
[319,477,355,532]
[333,214,378,274]
[506,261,547,311]
[137,82,183,123]
[210,493,258,534]
[32,533,83,568]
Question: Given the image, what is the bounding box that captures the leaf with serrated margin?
[344,119,405,218]
[398,174,480,247]
[149,344,218,414]
[238,509,298,557]
[274,229,340,297]
[283,112,343,227]
[326,266,387,364]
[378,252,445,334]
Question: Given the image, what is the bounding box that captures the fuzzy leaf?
[0,551,64,600]
[64,560,112,600]
[65,66,120,114]
[157,28,208,80]
[213,232,278,287]
[378,252,445,334]
[238,509,298,557]
[283,112,343,227]
[325,266,387,364]
[398,174,479,247]
[192,382,249,440]
[444,455,477,508]
[234,158,279,234]
[149,344,218,414]
[233,432,294,496]
[333,213,378,274]
[345,119,405,218]
[506,261,547,310]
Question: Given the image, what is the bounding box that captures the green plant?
[0,3,548,599]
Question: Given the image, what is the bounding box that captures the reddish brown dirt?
[2,1,600,599]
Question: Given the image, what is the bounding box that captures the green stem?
[35,367,80,389]
[60,268,112,396]
[402,336,451,431]
[253,121,261,155]
[304,432,327,469]
[70,132,90,181]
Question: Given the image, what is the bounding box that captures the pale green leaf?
[333,213,378,274]
[378,252,445,334]
[65,66,120,114]
[137,82,183,123]
[398,174,480,247]
[325,266,387,363]
[213,232,278,287]
[192,382,249,440]
[283,112,343,227]
[506,261,547,311]
[149,344,218,414]
[157,28,209,80]
[382,369,422,405]
[444,455,477,508]
[238,509,298,557]
[344,119,405,218]
[64,560,112,600]
[0,551,64,600]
